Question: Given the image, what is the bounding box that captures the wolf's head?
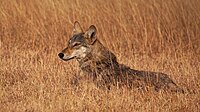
[58,21,97,61]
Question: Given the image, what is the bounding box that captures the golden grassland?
[0,0,200,111]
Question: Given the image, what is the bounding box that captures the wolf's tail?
[170,83,196,94]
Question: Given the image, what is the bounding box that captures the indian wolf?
[58,21,184,93]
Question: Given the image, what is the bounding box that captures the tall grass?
[0,0,200,111]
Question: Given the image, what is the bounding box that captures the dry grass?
[0,0,200,111]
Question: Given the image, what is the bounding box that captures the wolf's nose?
[58,53,64,58]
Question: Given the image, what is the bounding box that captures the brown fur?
[58,21,184,93]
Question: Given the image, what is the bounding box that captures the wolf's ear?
[73,21,83,34]
[85,25,97,44]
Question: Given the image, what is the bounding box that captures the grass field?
[0,0,200,111]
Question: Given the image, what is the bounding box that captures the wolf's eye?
[73,42,80,47]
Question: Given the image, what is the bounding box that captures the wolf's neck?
[78,40,119,74]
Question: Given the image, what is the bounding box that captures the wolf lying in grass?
[58,21,184,93]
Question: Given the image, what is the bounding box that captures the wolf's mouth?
[61,56,75,61]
